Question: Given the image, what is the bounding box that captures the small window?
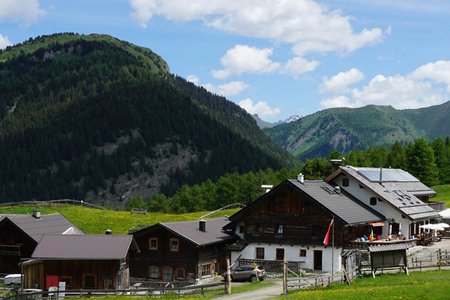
[175,268,185,280]
[343,178,349,187]
[276,224,284,234]
[201,263,214,276]
[162,266,173,281]
[256,247,265,259]
[370,197,377,206]
[148,238,158,250]
[300,249,307,257]
[148,265,159,279]
[169,238,179,252]
[239,226,244,233]
[103,275,113,289]
[256,223,263,233]
[359,184,365,189]
[276,248,285,260]
[83,274,96,289]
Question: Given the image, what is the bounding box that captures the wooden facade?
[22,259,129,290]
[0,218,36,274]
[238,184,345,247]
[130,224,231,283]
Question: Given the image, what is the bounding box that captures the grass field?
[285,270,450,300]
[0,205,240,234]
[433,184,450,208]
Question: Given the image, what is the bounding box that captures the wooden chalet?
[223,177,385,273]
[22,235,139,290]
[130,217,237,283]
[326,166,440,239]
[0,212,83,275]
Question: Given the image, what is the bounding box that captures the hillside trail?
[213,279,283,300]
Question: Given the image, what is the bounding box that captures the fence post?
[226,257,231,295]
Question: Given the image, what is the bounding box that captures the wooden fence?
[7,282,226,300]
[0,199,105,210]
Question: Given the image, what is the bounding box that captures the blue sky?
[1,0,450,122]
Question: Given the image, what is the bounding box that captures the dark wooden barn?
[0,212,83,275]
[130,217,236,283]
[22,235,139,290]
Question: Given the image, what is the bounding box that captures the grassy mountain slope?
[0,33,296,205]
[264,103,450,160]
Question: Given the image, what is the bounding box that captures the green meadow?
[0,204,239,234]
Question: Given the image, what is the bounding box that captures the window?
[343,178,349,187]
[300,249,307,257]
[276,248,285,260]
[175,268,185,280]
[370,197,377,206]
[276,224,284,234]
[83,274,96,289]
[239,226,244,233]
[162,266,173,281]
[256,247,265,259]
[256,223,263,233]
[148,265,159,279]
[200,263,214,276]
[169,238,179,252]
[103,275,113,289]
[148,238,158,250]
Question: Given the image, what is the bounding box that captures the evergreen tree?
[407,138,439,186]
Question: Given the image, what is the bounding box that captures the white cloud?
[321,68,365,94]
[319,61,450,110]
[282,57,319,78]
[129,0,384,55]
[203,81,249,97]
[186,74,200,85]
[212,45,280,79]
[410,60,450,93]
[239,98,281,118]
[0,34,11,49]
[0,0,43,27]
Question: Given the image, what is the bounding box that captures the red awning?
[369,222,385,227]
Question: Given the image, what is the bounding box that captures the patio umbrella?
[437,223,450,228]
[420,224,445,231]
[439,208,450,219]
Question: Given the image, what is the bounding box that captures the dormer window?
[343,178,349,187]
[370,197,377,206]
[276,224,284,234]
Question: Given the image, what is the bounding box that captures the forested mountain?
[0,33,297,205]
[264,102,450,160]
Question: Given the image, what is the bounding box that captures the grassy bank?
[0,205,239,234]
[285,270,450,299]
[433,184,450,208]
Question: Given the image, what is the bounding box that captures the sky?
[1,0,450,122]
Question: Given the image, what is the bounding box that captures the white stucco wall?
[231,243,342,273]
[336,175,413,238]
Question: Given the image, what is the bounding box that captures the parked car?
[4,274,22,285]
[222,265,266,282]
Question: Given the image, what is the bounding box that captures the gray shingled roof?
[0,213,84,242]
[160,217,235,246]
[329,166,439,220]
[368,243,411,252]
[32,235,135,259]
[288,180,384,225]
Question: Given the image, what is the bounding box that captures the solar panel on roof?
[358,168,419,182]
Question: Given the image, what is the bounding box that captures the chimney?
[261,184,273,193]
[32,210,40,219]
[105,229,112,235]
[330,158,345,174]
[379,167,383,184]
[334,186,341,194]
[199,220,206,232]
[297,173,304,184]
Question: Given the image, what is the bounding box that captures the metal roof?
[368,243,411,252]
[32,235,136,260]
[160,217,235,246]
[0,213,84,242]
[288,180,384,225]
[328,166,439,221]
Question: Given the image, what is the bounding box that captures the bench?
[131,208,147,215]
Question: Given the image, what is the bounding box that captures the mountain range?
[0,33,297,204]
[263,102,450,160]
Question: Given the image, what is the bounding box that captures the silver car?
[223,265,266,282]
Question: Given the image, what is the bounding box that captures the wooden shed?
[22,235,139,290]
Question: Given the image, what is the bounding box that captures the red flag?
[323,218,334,247]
